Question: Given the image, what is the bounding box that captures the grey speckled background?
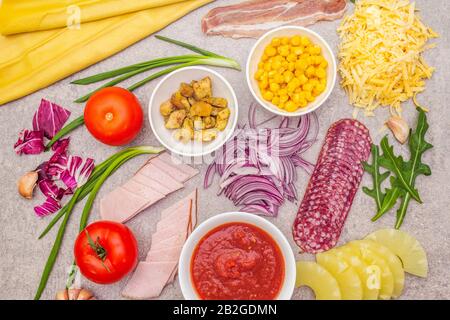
[0,0,449,300]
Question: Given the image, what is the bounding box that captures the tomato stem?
[85,230,111,273]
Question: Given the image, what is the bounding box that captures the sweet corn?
[306,66,316,77]
[270,82,280,92]
[303,83,314,92]
[263,91,274,101]
[285,101,298,112]
[316,68,326,79]
[256,34,328,112]
[291,35,301,46]
[271,96,280,106]
[265,46,277,57]
[271,37,281,47]
[297,74,308,85]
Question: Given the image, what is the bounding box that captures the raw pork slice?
[202,0,348,39]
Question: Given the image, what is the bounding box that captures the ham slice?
[122,189,198,299]
[99,153,197,223]
[100,187,149,223]
[138,163,184,192]
[146,246,183,262]
[202,0,348,39]
[122,261,177,300]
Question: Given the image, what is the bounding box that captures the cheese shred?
[338,0,438,116]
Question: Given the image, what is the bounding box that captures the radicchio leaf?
[32,99,71,140]
[34,197,62,217]
[60,156,95,190]
[14,130,45,155]
[38,179,65,200]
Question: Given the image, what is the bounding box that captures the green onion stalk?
[34,146,164,300]
[45,35,240,150]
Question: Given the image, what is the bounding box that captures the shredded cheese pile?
[338,0,438,116]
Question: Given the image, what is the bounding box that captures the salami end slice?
[292,119,371,253]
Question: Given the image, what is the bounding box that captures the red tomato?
[84,87,143,146]
[74,221,138,284]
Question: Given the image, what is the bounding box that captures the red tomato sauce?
[191,222,285,300]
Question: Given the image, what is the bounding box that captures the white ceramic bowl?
[179,212,296,300]
[149,66,238,157]
[246,26,337,117]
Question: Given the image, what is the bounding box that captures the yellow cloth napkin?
[0,0,212,106]
[0,0,188,35]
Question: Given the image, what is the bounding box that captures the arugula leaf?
[393,108,432,228]
[379,136,422,203]
[362,108,432,229]
[362,145,390,211]
[372,177,402,221]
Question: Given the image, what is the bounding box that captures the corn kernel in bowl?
[255,35,328,113]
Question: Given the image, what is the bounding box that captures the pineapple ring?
[338,243,394,300]
[331,248,379,300]
[365,229,428,278]
[296,261,341,300]
[316,251,363,300]
[351,240,405,298]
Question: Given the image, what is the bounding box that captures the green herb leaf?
[379,135,422,203]
[372,178,402,221]
[362,144,390,210]
[362,108,432,229]
[393,108,433,228]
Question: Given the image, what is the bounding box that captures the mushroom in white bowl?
[149,66,238,157]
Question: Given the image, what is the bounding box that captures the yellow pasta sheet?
[0,0,188,35]
[0,0,212,106]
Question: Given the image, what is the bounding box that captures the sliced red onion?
[205,103,318,216]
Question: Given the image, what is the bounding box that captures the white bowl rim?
[246,25,337,117]
[178,211,296,300]
[148,66,239,157]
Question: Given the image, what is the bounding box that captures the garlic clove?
[386,116,409,144]
[67,288,81,300]
[55,289,69,300]
[77,289,94,300]
[17,171,39,199]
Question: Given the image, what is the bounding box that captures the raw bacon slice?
[292,119,371,253]
[202,0,348,39]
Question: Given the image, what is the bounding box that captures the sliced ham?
[99,153,197,223]
[202,0,348,39]
[122,261,177,299]
[157,152,200,179]
[122,189,198,299]
[133,172,173,195]
[146,246,183,262]
[122,180,165,203]
[100,187,149,223]
[138,163,184,192]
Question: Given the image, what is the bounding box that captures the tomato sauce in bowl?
[190,222,285,300]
